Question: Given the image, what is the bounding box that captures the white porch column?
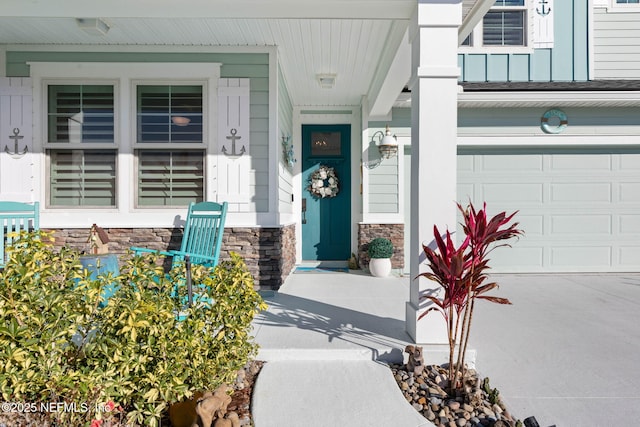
[406,0,461,344]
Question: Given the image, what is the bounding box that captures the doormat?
[294,266,349,274]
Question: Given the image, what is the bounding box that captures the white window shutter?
[217,78,251,212]
[533,0,554,49]
[0,78,35,203]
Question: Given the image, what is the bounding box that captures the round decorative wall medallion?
[541,109,568,134]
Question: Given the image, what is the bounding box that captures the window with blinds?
[47,85,114,143]
[137,85,203,143]
[49,150,117,207]
[137,150,204,207]
[617,0,640,4]
[483,0,526,46]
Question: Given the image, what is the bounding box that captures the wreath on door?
[307,165,339,198]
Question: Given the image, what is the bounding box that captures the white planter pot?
[369,258,392,278]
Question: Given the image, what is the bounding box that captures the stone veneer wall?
[357,223,404,270]
[45,223,296,291]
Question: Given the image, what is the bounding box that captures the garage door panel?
[620,155,640,169]
[550,183,611,203]
[516,215,544,236]
[551,215,612,235]
[458,155,474,172]
[491,247,544,269]
[620,215,640,233]
[458,183,475,201]
[551,246,612,268]
[482,183,544,203]
[483,155,543,171]
[550,154,612,171]
[620,247,640,266]
[620,183,640,202]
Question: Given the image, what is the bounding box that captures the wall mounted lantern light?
[371,125,398,160]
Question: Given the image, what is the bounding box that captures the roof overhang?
[368,0,494,118]
[459,82,640,108]
[458,91,640,108]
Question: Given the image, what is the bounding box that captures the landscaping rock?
[390,363,521,427]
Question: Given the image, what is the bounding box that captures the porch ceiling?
[0,0,484,111]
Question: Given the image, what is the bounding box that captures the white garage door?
[457,147,640,272]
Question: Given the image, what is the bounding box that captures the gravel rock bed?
[228,360,263,426]
[390,363,521,427]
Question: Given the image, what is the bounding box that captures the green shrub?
[367,237,393,259]
[0,231,266,426]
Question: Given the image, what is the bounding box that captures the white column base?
[405,301,448,345]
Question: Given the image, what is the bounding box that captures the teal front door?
[301,124,351,260]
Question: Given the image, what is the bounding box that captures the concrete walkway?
[252,360,431,427]
[251,270,640,427]
[251,270,432,427]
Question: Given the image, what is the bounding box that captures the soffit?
[0,0,417,108]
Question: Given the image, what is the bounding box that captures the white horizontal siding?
[277,65,294,215]
[368,160,399,214]
[593,8,640,79]
[458,107,640,137]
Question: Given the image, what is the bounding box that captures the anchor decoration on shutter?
[533,0,554,49]
[217,78,250,211]
[0,78,35,202]
[5,128,28,158]
[222,128,245,159]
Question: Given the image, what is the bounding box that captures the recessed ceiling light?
[317,74,336,89]
[76,18,110,36]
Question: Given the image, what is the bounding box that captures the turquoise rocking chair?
[0,201,40,268]
[131,201,228,319]
[131,201,228,268]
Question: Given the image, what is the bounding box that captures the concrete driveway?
[469,273,640,427]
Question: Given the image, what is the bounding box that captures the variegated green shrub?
[0,231,266,426]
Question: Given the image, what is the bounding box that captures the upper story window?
[595,0,640,11]
[483,0,527,46]
[461,0,532,51]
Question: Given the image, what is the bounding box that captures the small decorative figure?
[88,224,110,255]
[195,384,232,427]
[281,134,296,169]
[405,345,425,376]
[213,411,240,427]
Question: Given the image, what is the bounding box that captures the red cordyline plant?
[418,202,523,393]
